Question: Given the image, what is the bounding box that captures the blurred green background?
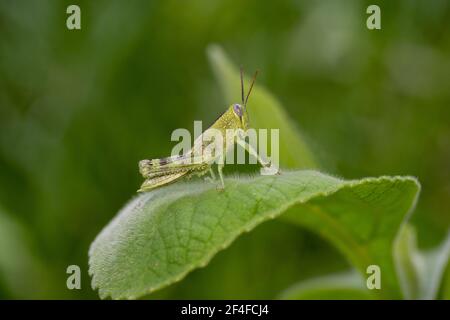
[0,0,449,299]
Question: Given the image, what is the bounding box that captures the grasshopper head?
[234,68,258,130]
[231,103,249,130]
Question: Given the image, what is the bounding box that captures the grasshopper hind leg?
[203,163,224,190]
[204,167,217,184]
[217,162,225,190]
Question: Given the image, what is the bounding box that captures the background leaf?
[0,207,55,298]
[394,225,450,299]
[419,231,450,299]
[278,270,372,300]
[443,264,450,299]
[89,170,419,299]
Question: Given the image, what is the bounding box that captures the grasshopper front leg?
[236,138,279,175]
[217,155,225,190]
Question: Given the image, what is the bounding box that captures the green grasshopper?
[138,68,272,192]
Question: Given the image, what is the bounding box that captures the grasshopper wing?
[139,154,209,178]
[138,171,188,192]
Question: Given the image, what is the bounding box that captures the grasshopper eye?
[233,104,243,117]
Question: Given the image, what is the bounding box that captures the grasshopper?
[138,68,272,192]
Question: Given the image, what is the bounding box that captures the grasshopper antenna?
[240,66,245,105]
[245,70,259,106]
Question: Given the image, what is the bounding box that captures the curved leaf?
[89,170,419,299]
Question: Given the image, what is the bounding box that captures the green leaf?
[278,270,372,300]
[394,225,450,299]
[89,170,419,299]
[207,44,317,169]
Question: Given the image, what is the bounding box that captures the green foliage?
[89,171,419,299]
[1,0,449,300]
